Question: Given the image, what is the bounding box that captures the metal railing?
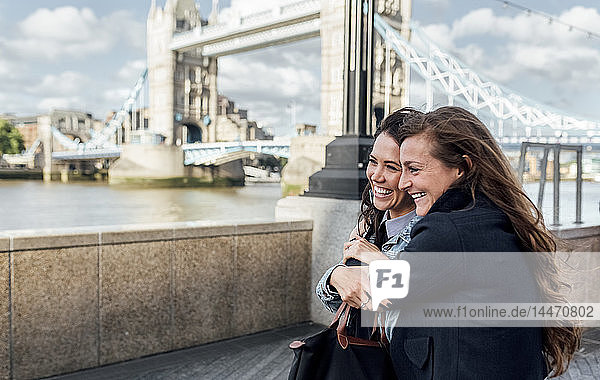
[517,142,583,225]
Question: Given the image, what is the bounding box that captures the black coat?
[390,188,547,379]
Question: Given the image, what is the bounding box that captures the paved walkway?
[47,324,599,380]
[558,328,600,380]
[47,323,323,380]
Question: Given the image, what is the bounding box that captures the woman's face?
[366,133,413,218]
[399,134,462,216]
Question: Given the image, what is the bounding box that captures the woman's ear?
[458,155,473,176]
[462,155,473,169]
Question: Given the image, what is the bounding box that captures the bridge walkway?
[47,324,599,379]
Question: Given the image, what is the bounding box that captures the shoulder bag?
[287,302,397,380]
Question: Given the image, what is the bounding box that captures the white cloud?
[4,7,144,60]
[219,56,319,100]
[37,96,83,112]
[117,60,147,82]
[103,88,130,102]
[27,71,91,97]
[0,55,15,77]
[219,54,320,134]
[419,6,600,90]
[446,7,594,46]
[419,23,454,50]
[106,10,146,51]
[215,37,321,134]
[20,7,98,42]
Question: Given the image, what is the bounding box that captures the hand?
[330,265,372,310]
[343,237,389,265]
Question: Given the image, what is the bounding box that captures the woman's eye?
[368,158,377,165]
[408,167,419,173]
[387,165,400,171]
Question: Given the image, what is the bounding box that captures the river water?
[0,180,598,232]
[0,181,283,232]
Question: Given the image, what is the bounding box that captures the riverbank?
[0,168,42,180]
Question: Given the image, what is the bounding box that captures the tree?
[0,119,25,155]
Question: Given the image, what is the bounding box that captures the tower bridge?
[147,0,410,146]
[15,0,599,185]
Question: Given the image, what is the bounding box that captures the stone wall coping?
[2,219,595,251]
[0,219,313,251]
[0,235,9,252]
[550,224,600,240]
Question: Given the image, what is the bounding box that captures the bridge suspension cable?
[45,68,148,155]
[489,0,600,41]
[374,14,599,143]
[83,68,148,150]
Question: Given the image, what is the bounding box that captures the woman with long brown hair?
[386,106,580,378]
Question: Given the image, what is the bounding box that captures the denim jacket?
[315,215,422,314]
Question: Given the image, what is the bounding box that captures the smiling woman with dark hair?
[316,108,422,313]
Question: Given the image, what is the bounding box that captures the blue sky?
[0,0,599,136]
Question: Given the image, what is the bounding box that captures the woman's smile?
[373,185,393,197]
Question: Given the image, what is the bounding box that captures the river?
[0,180,598,232]
[0,181,283,231]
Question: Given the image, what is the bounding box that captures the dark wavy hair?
[357,107,421,246]
[397,106,581,377]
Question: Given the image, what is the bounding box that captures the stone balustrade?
[0,220,312,379]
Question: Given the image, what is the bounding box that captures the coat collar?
[427,187,475,214]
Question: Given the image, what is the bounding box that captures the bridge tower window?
[176,19,189,31]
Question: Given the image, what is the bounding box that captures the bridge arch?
[177,121,206,144]
[373,103,385,129]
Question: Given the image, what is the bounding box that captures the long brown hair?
[358,108,421,246]
[398,106,581,377]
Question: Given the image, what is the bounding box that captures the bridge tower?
[320,0,411,136]
[147,0,215,145]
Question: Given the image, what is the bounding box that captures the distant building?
[295,123,317,136]
[5,110,105,151]
[2,101,272,151]
[0,113,16,122]
[214,96,273,142]
[0,113,36,149]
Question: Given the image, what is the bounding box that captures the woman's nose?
[370,166,385,182]
[398,172,411,190]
